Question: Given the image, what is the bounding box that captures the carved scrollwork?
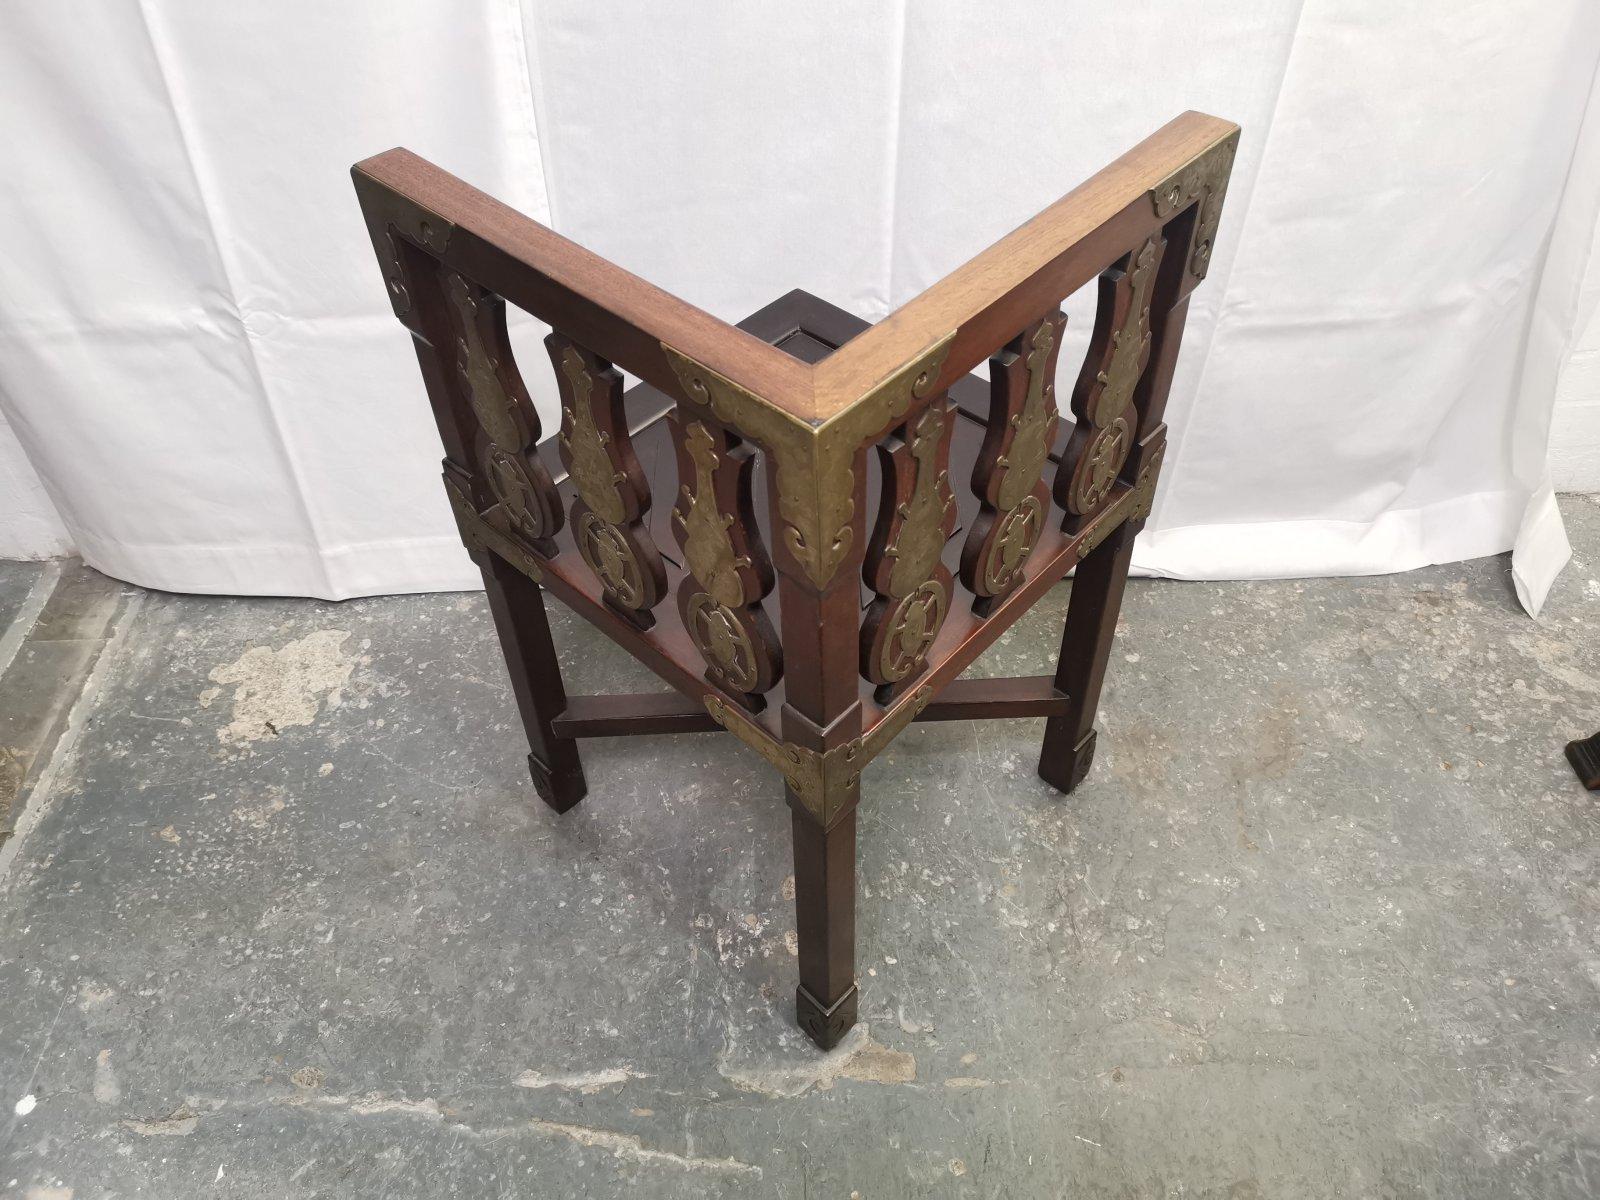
[995,317,1062,512]
[960,312,1066,608]
[443,273,562,553]
[1058,238,1162,525]
[671,417,781,697]
[862,403,956,695]
[547,334,665,623]
[885,407,957,594]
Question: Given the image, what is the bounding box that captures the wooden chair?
[352,111,1239,1049]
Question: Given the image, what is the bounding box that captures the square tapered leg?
[1039,523,1136,795]
[789,790,858,1049]
[478,553,586,811]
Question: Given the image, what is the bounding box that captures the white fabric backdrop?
[1548,74,1600,499]
[1,2,1597,612]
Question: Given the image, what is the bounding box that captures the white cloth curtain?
[1,2,1597,611]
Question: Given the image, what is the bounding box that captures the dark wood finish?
[550,674,1068,741]
[860,399,958,700]
[919,676,1068,722]
[352,149,815,419]
[791,803,858,1049]
[553,692,719,738]
[445,276,563,550]
[547,334,666,624]
[1569,732,1600,791]
[772,466,869,1043]
[354,111,1237,1050]
[812,112,1237,417]
[961,312,1065,610]
[1038,522,1137,793]
[1057,239,1161,530]
[383,236,587,813]
[480,550,586,810]
[669,412,782,700]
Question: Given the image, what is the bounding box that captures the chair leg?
[790,787,858,1050]
[1039,522,1137,794]
[477,552,586,812]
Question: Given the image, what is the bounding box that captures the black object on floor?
[1568,731,1600,790]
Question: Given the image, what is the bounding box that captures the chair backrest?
[352,110,1239,780]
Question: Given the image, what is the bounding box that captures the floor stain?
[208,630,354,746]
[719,1025,916,1098]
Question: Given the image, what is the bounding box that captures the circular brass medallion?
[983,495,1042,593]
[576,512,643,608]
[1069,417,1132,514]
[684,592,758,692]
[484,445,548,541]
[880,579,948,682]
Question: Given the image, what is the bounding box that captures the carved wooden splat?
[959,311,1066,611]
[670,415,782,699]
[1056,237,1163,529]
[444,274,563,553]
[861,400,957,700]
[546,333,665,624]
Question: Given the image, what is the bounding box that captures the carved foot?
[1039,729,1097,795]
[1568,732,1600,792]
[528,753,586,813]
[796,983,858,1051]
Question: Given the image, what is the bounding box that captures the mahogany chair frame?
[353,111,1239,1049]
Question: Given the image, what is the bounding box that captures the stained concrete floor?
[2,498,1599,1199]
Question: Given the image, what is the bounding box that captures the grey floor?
[2,498,1599,1199]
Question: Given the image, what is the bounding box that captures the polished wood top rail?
[352,146,814,418]
[818,111,1238,416]
[353,110,1237,423]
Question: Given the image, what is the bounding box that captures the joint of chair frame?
[705,685,935,826]
[1147,129,1239,288]
[443,473,544,583]
[1071,425,1166,558]
[662,334,955,588]
[352,172,456,321]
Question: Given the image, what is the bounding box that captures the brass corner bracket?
[444,474,544,584]
[355,181,458,320]
[662,333,955,588]
[705,685,934,825]
[1149,131,1238,282]
[1073,433,1166,561]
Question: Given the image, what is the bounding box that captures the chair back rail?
[353,110,1239,748]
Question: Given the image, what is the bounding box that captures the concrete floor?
[2,497,1599,1199]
